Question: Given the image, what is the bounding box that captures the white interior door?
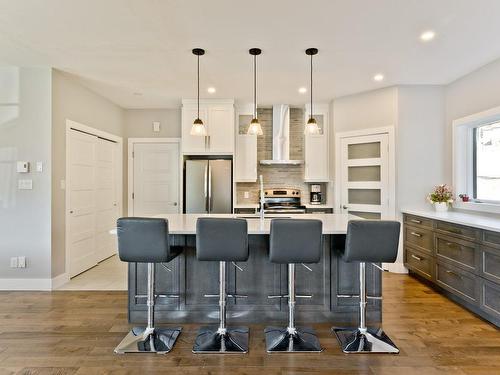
[132,142,180,216]
[339,133,390,219]
[68,130,97,277]
[95,138,119,262]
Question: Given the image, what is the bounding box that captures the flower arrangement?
[427,184,454,211]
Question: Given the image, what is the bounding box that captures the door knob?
[173,202,178,206]
[342,205,349,210]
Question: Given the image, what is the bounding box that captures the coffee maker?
[309,184,322,205]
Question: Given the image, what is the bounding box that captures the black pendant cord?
[254,53,257,119]
[310,53,313,121]
[197,54,200,120]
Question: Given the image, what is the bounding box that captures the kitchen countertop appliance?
[310,184,322,205]
[261,188,306,214]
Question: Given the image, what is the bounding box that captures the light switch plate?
[153,121,161,132]
[10,257,18,268]
[18,179,33,190]
[36,161,43,172]
[17,256,26,268]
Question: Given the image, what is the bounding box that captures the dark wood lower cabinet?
[129,233,382,324]
[404,213,500,327]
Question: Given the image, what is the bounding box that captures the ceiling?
[1,0,500,109]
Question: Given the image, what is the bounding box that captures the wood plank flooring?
[0,273,498,374]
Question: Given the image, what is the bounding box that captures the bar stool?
[332,220,400,354]
[114,217,182,354]
[192,217,250,354]
[265,218,323,353]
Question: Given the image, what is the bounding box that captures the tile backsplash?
[236,107,309,203]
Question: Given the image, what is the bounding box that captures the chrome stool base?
[192,326,249,354]
[332,327,399,354]
[265,326,322,353]
[114,326,182,354]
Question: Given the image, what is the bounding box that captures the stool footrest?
[267,294,312,299]
[337,294,382,300]
[135,294,180,299]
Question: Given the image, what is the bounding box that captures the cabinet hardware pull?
[446,242,460,249]
[411,254,422,261]
[410,219,422,224]
[445,270,462,279]
[410,232,422,237]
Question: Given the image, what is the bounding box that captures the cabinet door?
[235,134,257,182]
[207,106,234,153]
[182,107,208,153]
[304,134,328,181]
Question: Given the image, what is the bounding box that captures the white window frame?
[453,105,500,214]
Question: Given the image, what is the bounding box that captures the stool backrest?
[269,219,323,264]
[196,218,249,261]
[117,217,171,263]
[344,220,401,263]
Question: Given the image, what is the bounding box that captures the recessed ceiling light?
[133,92,142,96]
[373,74,384,82]
[207,87,216,94]
[420,30,436,42]
[298,87,307,94]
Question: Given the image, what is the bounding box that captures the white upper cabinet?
[304,104,330,182]
[181,99,235,154]
[235,134,257,182]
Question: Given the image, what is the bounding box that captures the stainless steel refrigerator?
[184,159,232,213]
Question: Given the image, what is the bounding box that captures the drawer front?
[435,221,479,242]
[436,236,477,272]
[405,226,434,253]
[404,214,433,229]
[479,278,500,321]
[436,261,477,303]
[482,230,500,250]
[405,247,433,280]
[481,246,500,284]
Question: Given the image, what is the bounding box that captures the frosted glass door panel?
[348,142,380,159]
[348,166,381,182]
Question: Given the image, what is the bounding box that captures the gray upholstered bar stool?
[332,220,400,354]
[265,218,323,353]
[193,217,250,354]
[114,217,182,354]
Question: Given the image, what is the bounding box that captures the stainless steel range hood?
[260,104,304,165]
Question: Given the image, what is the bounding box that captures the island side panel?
[129,233,382,324]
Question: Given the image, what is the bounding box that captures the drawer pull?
[410,232,422,238]
[446,242,460,250]
[445,270,463,279]
[410,219,422,224]
[411,254,422,261]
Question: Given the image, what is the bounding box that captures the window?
[453,106,500,213]
[473,122,500,203]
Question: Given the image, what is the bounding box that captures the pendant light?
[190,48,207,136]
[305,48,320,135]
[247,48,263,136]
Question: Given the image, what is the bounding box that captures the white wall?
[51,70,124,278]
[445,58,500,183]
[397,86,446,211]
[0,67,53,287]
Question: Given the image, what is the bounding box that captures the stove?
[261,188,306,214]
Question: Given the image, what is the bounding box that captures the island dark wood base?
[128,234,382,324]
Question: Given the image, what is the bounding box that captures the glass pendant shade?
[190,118,206,136]
[247,117,263,136]
[304,117,320,135]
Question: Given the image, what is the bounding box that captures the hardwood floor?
[0,273,498,374]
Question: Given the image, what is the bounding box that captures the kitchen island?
[126,213,382,324]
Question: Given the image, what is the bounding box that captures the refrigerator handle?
[208,164,212,213]
[204,164,208,212]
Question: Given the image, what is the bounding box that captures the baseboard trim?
[0,278,52,291]
[51,273,70,289]
[384,262,408,274]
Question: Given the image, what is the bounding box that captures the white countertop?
[402,208,500,233]
[146,213,353,235]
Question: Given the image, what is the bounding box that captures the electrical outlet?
[18,256,26,268]
[18,179,33,190]
[244,191,250,199]
[10,257,18,268]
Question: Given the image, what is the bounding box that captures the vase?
[434,202,448,212]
